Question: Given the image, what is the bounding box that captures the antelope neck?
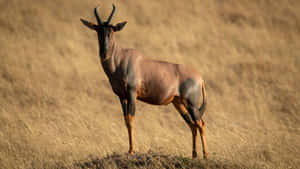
[99,39,120,76]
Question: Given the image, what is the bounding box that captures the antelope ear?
[80,18,97,30]
[112,21,127,32]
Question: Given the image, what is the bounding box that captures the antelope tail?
[199,81,207,118]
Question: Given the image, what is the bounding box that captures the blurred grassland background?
[0,0,299,168]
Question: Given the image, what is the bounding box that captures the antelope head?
[80,4,127,58]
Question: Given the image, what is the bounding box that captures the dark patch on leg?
[181,114,193,125]
[172,97,193,125]
[119,97,127,116]
[126,87,136,116]
[187,105,201,122]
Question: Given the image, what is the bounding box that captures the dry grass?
[0,0,300,169]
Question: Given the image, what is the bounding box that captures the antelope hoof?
[192,151,198,158]
[128,150,135,155]
[203,153,208,160]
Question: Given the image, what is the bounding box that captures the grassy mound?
[69,152,249,169]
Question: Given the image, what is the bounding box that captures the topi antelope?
[80,4,208,159]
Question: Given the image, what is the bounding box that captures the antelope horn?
[106,4,116,24]
[94,6,102,24]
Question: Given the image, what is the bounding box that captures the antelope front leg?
[126,114,135,154]
[127,89,136,154]
[119,90,136,154]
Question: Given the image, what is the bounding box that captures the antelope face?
[80,4,127,57]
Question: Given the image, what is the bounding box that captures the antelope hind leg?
[172,98,199,158]
[187,105,208,159]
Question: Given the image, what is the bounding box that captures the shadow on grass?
[56,152,251,169]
